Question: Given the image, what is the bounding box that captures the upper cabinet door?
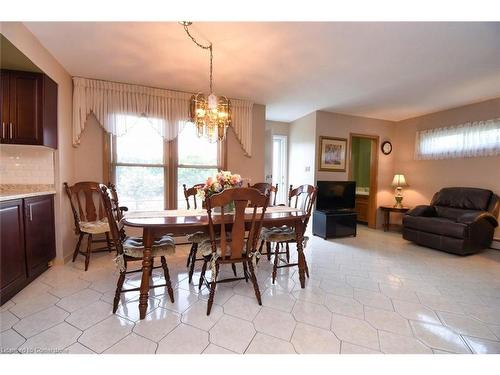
[8,71,43,145]
[42,75,58,149]
[0,71,9,142]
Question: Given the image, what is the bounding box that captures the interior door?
[0,199,27,304]
[24,195,56,278]
[272,135,288,205]
[9,70,43,145]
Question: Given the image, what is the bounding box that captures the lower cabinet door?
[24,195,56,278]
[0,199,27,304]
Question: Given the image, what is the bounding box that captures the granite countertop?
[0,184,56,202]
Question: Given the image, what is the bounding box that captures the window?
[176,122,220,209]
[415,119,500,160]
[113,115,167,211]
[111,116,223,211]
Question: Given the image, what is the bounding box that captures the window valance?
[72,77,254,156]
[415,118,500,160]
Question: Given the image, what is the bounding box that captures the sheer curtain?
[72,77,255,156]
[415,118,500,160]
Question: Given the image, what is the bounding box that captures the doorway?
[349,133,379,228]
[272,135,288,205]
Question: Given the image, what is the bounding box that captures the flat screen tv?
[316,181,356,211]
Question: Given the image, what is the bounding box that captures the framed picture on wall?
[318,136,348,172]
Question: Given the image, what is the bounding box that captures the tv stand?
[312,209,357,239]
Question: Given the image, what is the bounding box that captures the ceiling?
[24,22,500,122]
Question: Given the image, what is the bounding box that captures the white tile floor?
[2,226,500,354]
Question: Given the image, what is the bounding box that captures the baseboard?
[490,238,500,250]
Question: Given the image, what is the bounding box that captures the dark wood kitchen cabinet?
[0,69,58,148]
[0,199,27,305]
[0,194,56,305]
[24,195,56,279]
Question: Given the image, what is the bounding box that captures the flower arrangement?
[197,170,243,201]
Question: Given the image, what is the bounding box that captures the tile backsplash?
[0,145,55,185]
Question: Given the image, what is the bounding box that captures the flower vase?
[213,200,235,214]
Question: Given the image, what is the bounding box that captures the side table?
[380,206,410,232]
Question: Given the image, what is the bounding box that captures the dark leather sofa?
[403,187,499,255]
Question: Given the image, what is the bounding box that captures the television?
[316,181,356,211]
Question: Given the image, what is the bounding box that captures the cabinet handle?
[9,122,13,139]
[29,205,33,221]
[2,122,4,139]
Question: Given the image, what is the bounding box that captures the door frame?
[272,134,288,205]
[348,133,379,229]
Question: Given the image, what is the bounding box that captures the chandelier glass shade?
[182,22,232,142]
[190,92,231,143]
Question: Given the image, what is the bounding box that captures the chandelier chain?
[183,24,213,93]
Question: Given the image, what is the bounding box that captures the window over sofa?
[415,118,500,160]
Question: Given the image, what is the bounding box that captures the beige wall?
[288,112,317,187]
[394,97,500,237]
[267,120,290,136]
[226,103,266,184]
[315,111,397,227]
[1,22,75,262]
[73,116,105,182]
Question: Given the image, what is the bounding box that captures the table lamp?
[391,174,408,208]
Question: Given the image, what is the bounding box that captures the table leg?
[295,219,306,289]
[139,228,153,320]
[384,211,390,232]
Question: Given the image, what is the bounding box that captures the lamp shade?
[391,174,408,187]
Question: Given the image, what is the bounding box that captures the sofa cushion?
[432,187,492,211]
[403,216,467,239]
[434,206,480,221]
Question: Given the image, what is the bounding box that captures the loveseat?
[402,187,499,255]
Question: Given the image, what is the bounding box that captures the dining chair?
[247,182,279,206]
[199,187,269,315]
[183,183,211,283]
[259,184,317,283]
[64,181,121,271]
[108,183,128,240]
[99,184,176,314]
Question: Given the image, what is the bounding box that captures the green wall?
[351,137,371,189]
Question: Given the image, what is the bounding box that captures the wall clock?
[381,141,392,155]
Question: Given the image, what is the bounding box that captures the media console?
[312,209,357,239]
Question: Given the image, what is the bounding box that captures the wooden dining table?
[122,206,308,319]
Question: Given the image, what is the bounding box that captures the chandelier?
[181,22,231,142]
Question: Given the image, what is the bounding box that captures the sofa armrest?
[406,205,436,217]
[457,212,498,227]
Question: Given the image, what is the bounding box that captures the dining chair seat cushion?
[199,238,248,258]
[187,231,209,244]
[79,218,110,234]
[260,226,309,247]
[122,235,176,258]
[260,226,296,242]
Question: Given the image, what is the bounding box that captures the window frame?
[106,119,227,210]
